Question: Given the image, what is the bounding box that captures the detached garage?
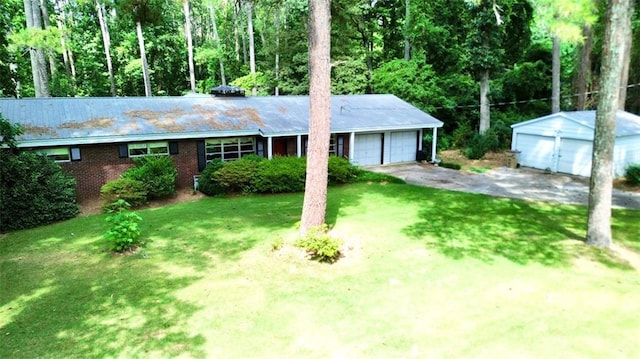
[511,110,640,177]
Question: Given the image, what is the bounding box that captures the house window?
[205,137,255,162]
[128,141,169,157]
[304,134,337,156]
[37,147,71,163]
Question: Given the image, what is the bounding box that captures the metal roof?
[0,94,443,147]
[511,110,640,137]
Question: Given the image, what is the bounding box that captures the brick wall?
[60,140,200,203]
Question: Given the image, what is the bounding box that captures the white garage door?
[515,134,556,170]
[354,133,382,166]
[389,131,418,163]
[558,138,592,176]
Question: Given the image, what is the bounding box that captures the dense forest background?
[1,0,639,145]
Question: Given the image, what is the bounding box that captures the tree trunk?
[575,24,593,110]
[183,0,196,92]
[233,0,240,62]
[551,35,561,113]
[208,2,226,85]
[245,1,256,95]
[136,21,152,97]
[97,0,116,96]
[586,0,633,248]
[479,69,490,134]
[403,0,410,60]
[618,3,634,109]
[300,0,331,234]
[24,0,50,97]
[275,7,281,96]
[39,0,56,76]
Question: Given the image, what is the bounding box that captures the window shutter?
[169,141,179,155]
[197,140,206,171]
[118,144,128,158]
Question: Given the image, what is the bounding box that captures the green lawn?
[1,183,639,358]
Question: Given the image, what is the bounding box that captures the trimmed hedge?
[198,155,368,196]
[100,178,148,208]
[0,152,79,232]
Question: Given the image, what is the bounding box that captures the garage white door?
[515,134,556,170]
[389,131,418,163]
[354,133,382,166]
[558,138,592,176]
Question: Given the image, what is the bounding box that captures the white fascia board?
[17,130,262,148]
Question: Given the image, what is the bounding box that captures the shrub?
[100,178,148,209]
[123,156,177,199]
[0,151,79,232]
[254,156,307,193]
[197,159,225,196]
[213,156,260,194]
[625,163,640,186]
[328,156,359,185]
[295,226,343,263]
[104,199,143,252]
[439,161,462,170]
[463,132,499,160]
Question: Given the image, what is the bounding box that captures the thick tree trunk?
[300,0,331,234]
[183,0,196,92]
[245,1,256,95]
[24,0,50,97]
[404,0,410,60]
[479,69,490,134]
[586,0,633,248]
[618,4,633,110]
[551,35,561,113]
[208,3,226,85]
[136,21,152,97]
[575,25,594,110]
[39,0,57,76]
[97,0,116,96]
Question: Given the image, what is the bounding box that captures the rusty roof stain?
[22,125,58,138]
[58,117,116,129]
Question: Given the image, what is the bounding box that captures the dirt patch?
[79,189,206,216]
[438,150,510,170]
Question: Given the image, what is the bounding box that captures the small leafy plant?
[295,225,343,263]
[104,199,143,252]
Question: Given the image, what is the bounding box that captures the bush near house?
[0,151,79,232]
[122,156,178,199]
[100,156,178,210]
[198,155,364,196]
[625,163,640,186]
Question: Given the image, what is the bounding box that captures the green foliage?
[213,156,261,194]
[624,164,640,186]
[100,178,148,210]
[0,151,79,232]
[270,237,284,251]
[197,159,225,196]
[295,225,343,263]
[231,72,270,95]
[0,115,22,150]
[254,156,307,194]
[123,156,177,199]
[452,122,475,148]
[440,162,462,170]
[464,131,499,160]
[327,156,359,185]
[104,199,143,252]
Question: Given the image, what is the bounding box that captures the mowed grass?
[1,182,640,358]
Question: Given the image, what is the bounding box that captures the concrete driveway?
[367,163,640,210]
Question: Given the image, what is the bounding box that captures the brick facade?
[60,140,200,203]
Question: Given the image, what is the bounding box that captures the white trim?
[349,132,355,161]
[431,127,438,162]
[296,135,302,157]
[267,137,273,159]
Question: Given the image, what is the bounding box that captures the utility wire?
[433,82,640,110]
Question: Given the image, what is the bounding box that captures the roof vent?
[210,85,246,97]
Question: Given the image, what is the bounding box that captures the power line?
[433,82,640,110]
